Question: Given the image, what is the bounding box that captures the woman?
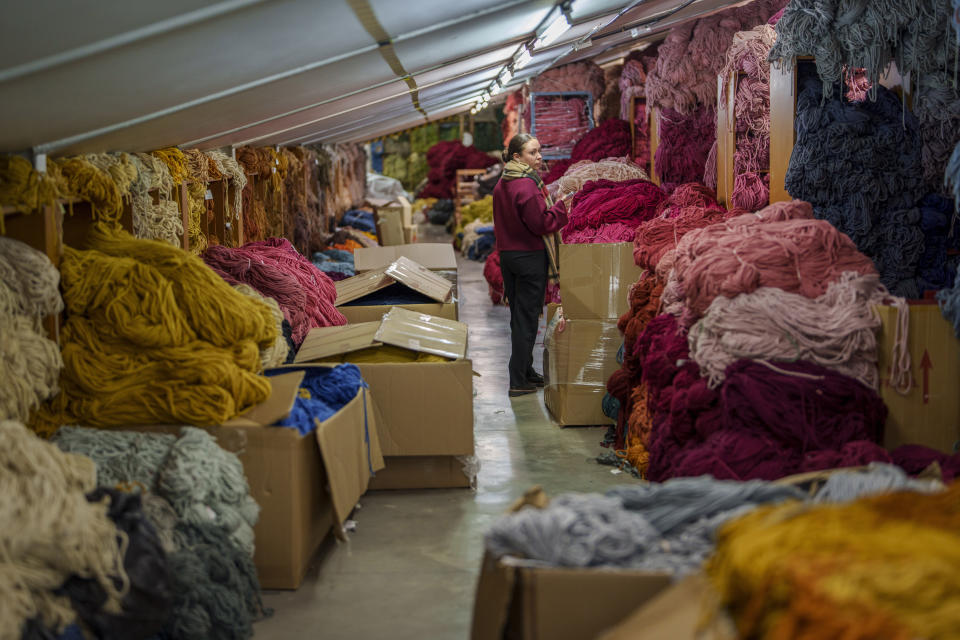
[493,134,569,397]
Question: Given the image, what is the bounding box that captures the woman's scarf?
[501,159,561,282]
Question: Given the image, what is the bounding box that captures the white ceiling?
[0,0,746,154]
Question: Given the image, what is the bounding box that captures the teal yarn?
[53,426,259,557]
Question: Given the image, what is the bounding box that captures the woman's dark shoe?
[509,385,537,397]
[527,372,545,387]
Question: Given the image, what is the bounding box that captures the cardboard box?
[336,257,458,323]
[597,574,737,640]
[296,312,476,489]
[558,243,642,320]
[132,369,384,589]
[403,224,416,245]
[877,302,960,453]
[376,205,405,246]
[543,317,621,426]
[546,302,561,326]
[354,243,457,273]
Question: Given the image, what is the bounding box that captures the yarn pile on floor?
[203,237,346,347]
[37,226,277,434]
[0,237,63,424]
[708,481,960,640]
[53,425,267,639]
[561,179,665,244]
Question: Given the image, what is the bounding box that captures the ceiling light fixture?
[534,6,571,50]
[514,46,533,70]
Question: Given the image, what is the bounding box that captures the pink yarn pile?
[666,200,878,321]
[530,60,605,104]
[654,105,717,192]
[203,238,345,346]
[569,118,632,164]
[718,24,778,210]
[561,179,665,244]
[644,0,788,115]
[552,157,649,202]
[417,141,497,199]
[633,184,731,270]
[532,96,590,157]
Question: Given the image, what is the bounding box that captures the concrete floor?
[256,225,633,639]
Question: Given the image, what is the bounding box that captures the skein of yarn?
[551,158,649,202]
[689,272,893,389]
[53,426,260,557]
[561,178,665,244]
[0,420,129,639]
[708,483,960,640]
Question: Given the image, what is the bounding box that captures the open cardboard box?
[130,367,384,589]
[471,488,672,640]
[335,255,458,323]
[354,243,457,273]
[296,308,476,489]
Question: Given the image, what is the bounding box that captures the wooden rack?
[647,105,660,186]
[454,168,487,228]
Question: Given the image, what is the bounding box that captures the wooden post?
[769,57,798,204]
[629,95,637,162]
[211,181,228,246]
[715,73,737,208]
[177,183,190,252]
[648,106,660,186]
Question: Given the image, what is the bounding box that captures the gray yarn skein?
[813,462,943,503]
[53,426,259,556]
[485,468,944,576]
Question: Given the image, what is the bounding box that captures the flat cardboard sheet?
[354,243,457,272]
[385,255,454,303]
[377,205,405,246]
[375,306,467,359]
[559,242,642,320]
[877,303,960,453]
[334,268,395,306]
[293,323,381,363]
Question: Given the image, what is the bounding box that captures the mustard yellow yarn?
[706,483,960,640]
[151,147,190,186]
[35,226,277,433]
[52,157,124,224]
[0,156,68,225]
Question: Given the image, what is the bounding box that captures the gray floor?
[256,225,632,639]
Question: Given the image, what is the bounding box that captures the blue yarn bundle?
[312,249,356,279]
[342,209,377,233]
[916,194,960,291]
[266,364,364,435]
[466,227,495,261]
[786,66,930,297]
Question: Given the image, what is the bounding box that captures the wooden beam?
[715,72,737,208]
[177,183,190,251]
[648,106,660,186]
[769,57,797,204]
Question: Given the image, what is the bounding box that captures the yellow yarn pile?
[0,419,128,638]
[127,152,183,246]
[233,283,290,368]
[0,156,68,224]
[53,157,124,224]
[707,483,960,640]
[35,226,277,434]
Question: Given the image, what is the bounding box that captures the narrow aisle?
[257,226,631,640]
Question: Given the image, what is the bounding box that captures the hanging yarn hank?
[552,158,649,203]
[769,0,960,102]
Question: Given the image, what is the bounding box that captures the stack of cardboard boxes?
[544,243,642,426]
